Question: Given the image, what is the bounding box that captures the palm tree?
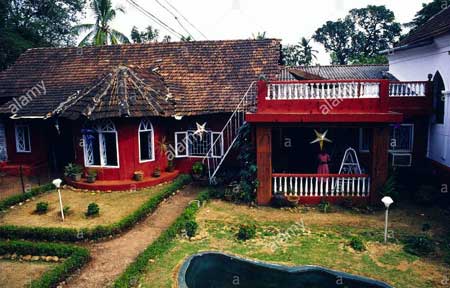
[298,37,318,66]
[73,0,130,46]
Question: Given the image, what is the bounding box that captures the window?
[359,124,414,153]
[15,124,31,153]
[175,130,223,158]
[0,123,7,160]
[138,119,154,162]
[83,120,119,167]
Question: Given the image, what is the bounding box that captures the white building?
[388,6,450,173]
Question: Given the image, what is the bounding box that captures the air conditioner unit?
[391,153,412,167]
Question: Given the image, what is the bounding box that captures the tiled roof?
[285,65,397,80]
[0,39,281,118]
[399,6,450,46]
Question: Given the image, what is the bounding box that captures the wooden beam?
[370,126,390,204]
[256,126,272,205]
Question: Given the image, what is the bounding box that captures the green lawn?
[139,200,450,288]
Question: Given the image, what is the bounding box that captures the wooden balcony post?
[379,80,390,112]
[256,125,272,205]
[370,126,390,204]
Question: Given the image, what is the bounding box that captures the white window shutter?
[175,132,188,157]
[211,132,224,157]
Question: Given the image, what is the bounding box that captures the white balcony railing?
[267,82,380,100]
[389,82,426,97]
[272,174,370,197]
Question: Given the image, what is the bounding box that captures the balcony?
[246,80,432,123]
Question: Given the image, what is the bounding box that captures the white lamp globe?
[381,196,394,208]
[52,178,63,188]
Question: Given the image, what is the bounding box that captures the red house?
[0,40,433,204]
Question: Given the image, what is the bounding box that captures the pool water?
[178,252,392,288]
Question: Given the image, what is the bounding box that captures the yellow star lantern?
[310,129,332,150]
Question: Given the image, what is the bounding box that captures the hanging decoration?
[193,122,207,140]
[310,129,332,150]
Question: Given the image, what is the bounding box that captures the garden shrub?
[35,202,49,214]
[236,224,256,241]
[0,240,89,288]
[235,123,258,203]
[113,188,211,287]
[0,175,192,242]
[85,203,100,217]
[403,235,435,256]
[379,172,399,200]
[185,220,198,238]
[349,236,366,251]
[318,200,331,213]
[63,205,71,215]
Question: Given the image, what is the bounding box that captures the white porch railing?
[267,81,380,100]
[272,174,370,197]
[389,82,426,97]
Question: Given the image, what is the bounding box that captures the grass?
[139,200,450,288]
[0,260,57,288]
[0,184,170,228]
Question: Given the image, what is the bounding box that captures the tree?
[0,0,86,70]
[252,31,267,40]
[180,35,193,42]
[282,37,318,66]
[313,5,401,64]
[313,18,355,64]
[406,0,449,30]
[131,26,159,43]
[72,0,129,46]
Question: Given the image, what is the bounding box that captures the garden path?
[63,184,198,288]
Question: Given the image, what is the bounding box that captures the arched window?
[138,119,155,162]
[433,71,446,124]
[83,120,119,167]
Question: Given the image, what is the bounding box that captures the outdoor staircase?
[203,82,257,183]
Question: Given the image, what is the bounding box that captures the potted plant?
[86,169,97,183]
[166,159,175,172]
[192,161,204,181]
[64,163,83,182]
[134,170,144,181]
[153,167,161,178]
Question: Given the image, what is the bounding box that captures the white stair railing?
[203,82,257,183]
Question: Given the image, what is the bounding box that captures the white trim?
[175,131,188,158]
[391,152,412,167]
[175,130,224,158]
[138,119,155,163]
[211,132,224,158]
[83,120,120,168]
[0,123,7,161]
[15,124,31,153]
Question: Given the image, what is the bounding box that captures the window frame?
[174,130,224,158]
[15,124,31,153]
[0,123,7,160]
[138,119,155,163]
[83,120,120,168]
[359,124,414,153]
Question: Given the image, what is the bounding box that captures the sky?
[81,0,431,64]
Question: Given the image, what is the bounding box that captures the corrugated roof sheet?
[286,65,397,80]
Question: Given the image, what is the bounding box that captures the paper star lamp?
[310,129,332,150]
[193,122,207,140]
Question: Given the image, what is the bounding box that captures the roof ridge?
[289,64,388,68]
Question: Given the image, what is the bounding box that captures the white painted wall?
[388,33,450,169]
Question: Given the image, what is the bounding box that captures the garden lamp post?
[53,179,64,221]
[381,196,394,243]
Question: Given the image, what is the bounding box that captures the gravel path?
[63,185,198,288]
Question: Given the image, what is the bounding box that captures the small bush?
[85,203,100,217]
[236,224,256,241]
[318,200,331,213]
[192,161,204,175]
[35,202,49,214]
[349,236,366,251]
[379,172,399,200]
[404,235,435,256]
[63,206,71,215]
[185,220,198,238]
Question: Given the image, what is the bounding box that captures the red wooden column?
[370,126,390,204]
[256,125,272,205]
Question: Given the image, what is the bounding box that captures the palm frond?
[78,30,97,47]
[110,29,130,44]
[72,23,95,35]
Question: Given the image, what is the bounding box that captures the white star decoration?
[193,122,207,140]
[310,129,333,150]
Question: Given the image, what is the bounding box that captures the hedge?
[0,183,56,211]
[0,240,90,288]
[113,188,211,287]
[0,174,191,242]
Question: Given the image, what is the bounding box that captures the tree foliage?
[72,0,129,46]
[313,5,401,64]
[0,0,86,70]
[406,0,449,30]
[282,37,318,66]
[131,26,160,43]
